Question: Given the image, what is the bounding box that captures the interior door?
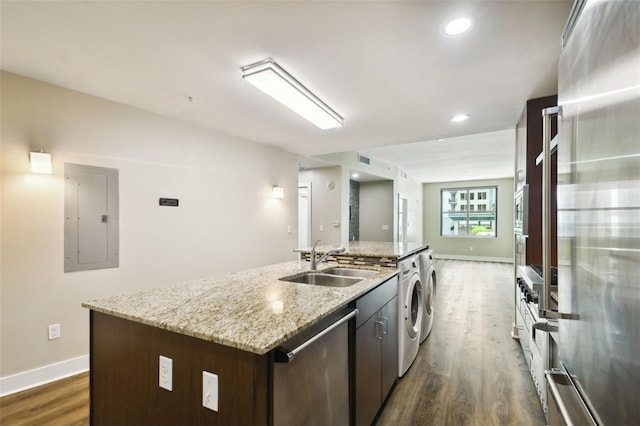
[297,183,311,249]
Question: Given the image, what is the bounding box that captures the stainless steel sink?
[320,267,379,278]
[280,268,378,288]
[282,273,362,287]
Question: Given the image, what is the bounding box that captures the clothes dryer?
[419,249,436,343]
[397,254,423,377]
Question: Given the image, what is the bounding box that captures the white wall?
[298,167,342,246]
[312,151,423,245]
[423,178,514,261]
[397,175,423,244]
[0,72,299,382]
[359,181,393,241]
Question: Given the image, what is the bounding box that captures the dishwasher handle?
[275,309,358,363]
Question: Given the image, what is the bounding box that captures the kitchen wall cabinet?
[515,95,558,267]
[355,275,398,426]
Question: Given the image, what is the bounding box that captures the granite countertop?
[296,241,430,259]
[82,261,397,355]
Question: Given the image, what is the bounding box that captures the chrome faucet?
[310,240,346,270]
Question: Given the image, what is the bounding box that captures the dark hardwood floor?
[0,260,545,425]
[0,372,89,425]
[377,259,546,425]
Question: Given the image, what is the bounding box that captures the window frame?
[440,186,498,238]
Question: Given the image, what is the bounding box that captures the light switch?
[203,371,218,411]
[319,225,324,232]
[382,224,389,231]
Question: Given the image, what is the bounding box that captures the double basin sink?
[280,267,379,288]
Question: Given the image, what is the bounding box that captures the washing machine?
[397,254,423,377]
[418,249,436,343]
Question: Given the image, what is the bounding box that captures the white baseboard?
[0,354,89,397]
[433,254,513,263]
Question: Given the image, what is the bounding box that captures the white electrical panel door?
[65,163,119,272]
[78,172,108,265]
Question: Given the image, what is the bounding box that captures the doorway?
[298,182,311,249]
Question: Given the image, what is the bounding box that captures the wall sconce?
[30,151,52,174]
[272,185,284,199]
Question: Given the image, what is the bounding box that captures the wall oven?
[514,184,529,236]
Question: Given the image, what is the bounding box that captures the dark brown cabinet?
[515,95,558,268]
[355,275,398,426]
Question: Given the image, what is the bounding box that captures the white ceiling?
[363,128,516,183]
[0,0,572,182]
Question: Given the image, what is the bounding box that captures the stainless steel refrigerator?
[544,0,640,424]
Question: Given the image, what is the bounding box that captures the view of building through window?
[441,187,497,237]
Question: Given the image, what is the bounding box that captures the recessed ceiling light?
[443,17,472,36]
[450,114,470,123]
[352,173,359,178]
[436,138,445,142]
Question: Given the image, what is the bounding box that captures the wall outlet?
[159,355,173,391]
[48,324,61,340]
[202,371,219,411]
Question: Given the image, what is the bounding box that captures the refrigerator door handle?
[541,106,558,317]
[539,106,579,322]
[546,364,598,426]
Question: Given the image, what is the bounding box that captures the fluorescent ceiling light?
[450,114,470,122]
[242,58,343,130]
[443,17,472,36]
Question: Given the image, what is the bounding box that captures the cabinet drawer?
[356,275,398,328]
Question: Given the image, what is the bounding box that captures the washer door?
[424,267,436,317]
[404,273,423,339]
[420,267,436,342]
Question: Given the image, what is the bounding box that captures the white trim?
[432,254,513,263]
[0,354,89,397]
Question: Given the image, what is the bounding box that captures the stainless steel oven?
[514,184,529,236]
[515,265,557,419]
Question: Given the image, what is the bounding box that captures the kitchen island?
[297,241,430,268]
[83,260,397,425]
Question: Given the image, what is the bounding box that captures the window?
[441,187,497,237]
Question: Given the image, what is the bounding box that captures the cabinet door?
[380,296,398,400]
[355,314,382,426]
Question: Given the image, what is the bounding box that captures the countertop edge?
[83,263,398,355]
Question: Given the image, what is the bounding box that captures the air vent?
[358,154,370,165]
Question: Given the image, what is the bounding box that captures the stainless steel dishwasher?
[273,307,357,426]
